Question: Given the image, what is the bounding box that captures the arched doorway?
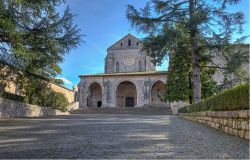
[88,82,102,107]
[116,81,137,107]
[151,80,166,106]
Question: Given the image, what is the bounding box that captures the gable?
[107,34,142,50]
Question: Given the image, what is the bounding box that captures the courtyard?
[0,114,248,159]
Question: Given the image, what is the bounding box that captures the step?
[70,107,172,115]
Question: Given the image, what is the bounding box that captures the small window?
[139,60,143,72]
[116,62,119,72]
[128,39,131,46]
[120,43,123,47]
[136,42,139,46]
[157,89,161,98]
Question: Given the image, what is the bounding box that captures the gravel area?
[0,114,248,159]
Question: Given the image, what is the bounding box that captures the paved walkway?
[0,114,248,159]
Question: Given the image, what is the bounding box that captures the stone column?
[78,80,88,108]
[78,85,84,108]
[141,78,151,106]
[103,79,115,107]
[136,80,144,107]
[83,88,88,108]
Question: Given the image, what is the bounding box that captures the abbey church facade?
[78,34,168,108]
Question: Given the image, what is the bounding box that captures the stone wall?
[105,34,155,74]
[49,82,74,103]
[67,102,79,111]
[0,98,69,118]
[4,80,74,104]
[179,110,249,139]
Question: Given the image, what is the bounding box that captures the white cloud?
[56,77,73,85]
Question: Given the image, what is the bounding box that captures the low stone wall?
[0,98,69,118]
[67,102,79,111]
[179,110,249,139]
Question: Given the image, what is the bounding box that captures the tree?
[165,29,218,104]
[0,1,81,109]
[164,31,192,103]
[0,0,81,84]
[126,0,248,102]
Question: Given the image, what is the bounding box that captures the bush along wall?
[178,83,249,139]
[178,83,249,113]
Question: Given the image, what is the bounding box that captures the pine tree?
[0,0,81,84]
[165,28,218,104]
[126,0,248,102]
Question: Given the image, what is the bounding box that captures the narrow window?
[120,43,123,47]
[139,60,143,72]
[157,89,161,98]
[128,39,131,46]
[116,61,119,72]
[136,42,139,46]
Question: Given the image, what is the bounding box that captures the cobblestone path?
[0,114,248,159]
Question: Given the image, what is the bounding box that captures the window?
[116,61,119,72]
[139,60,143,72]
[136,42,139,46]
[128,39,131,46]
[157,89,161,98]
[120,43,123,47]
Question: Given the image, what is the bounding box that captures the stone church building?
[78,34,168,108]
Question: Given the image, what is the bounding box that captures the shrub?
[0,92,24,102]
[178,83,249,113]
[23,78,69,112]
[47,92,69,112]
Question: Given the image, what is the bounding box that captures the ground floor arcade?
[77,71,168,108]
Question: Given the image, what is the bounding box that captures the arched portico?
[87,82,102,107]
[116,80,137,107]
[150,80,166,106]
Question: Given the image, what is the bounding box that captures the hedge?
[0,92,24,102]
[178,83,249,113]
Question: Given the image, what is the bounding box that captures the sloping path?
[0,114,248,159]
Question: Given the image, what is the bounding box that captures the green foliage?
[126,0,248,102]
[178,83,249,113]
[51,78,65,86]
[0,91,24,102]
[47,92,69,112]
[23,78,68,112]
[0,1,80,110]
[0,0,81,85]
[165,29,218,103]
[201,67,218,99]
[165,32,192,103]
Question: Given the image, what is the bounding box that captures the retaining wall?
[0,98,69,118]
[179,110,249,139]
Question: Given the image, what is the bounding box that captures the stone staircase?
[70,106,172,115]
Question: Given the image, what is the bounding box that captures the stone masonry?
[179,110,250,139]
[78,34,168,108]
[0,98,69,118]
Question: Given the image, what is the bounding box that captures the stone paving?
[0,114,249,159]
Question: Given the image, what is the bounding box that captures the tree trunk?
[189,0,201,103]
[192,56,201,102]
[188,72,193,104]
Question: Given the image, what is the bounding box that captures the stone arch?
[150,80,166,106]
[115,80,137,107]
[87,82,102,107]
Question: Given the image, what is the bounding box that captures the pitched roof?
[107,34,141,50]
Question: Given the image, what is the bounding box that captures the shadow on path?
[0,114,248,159]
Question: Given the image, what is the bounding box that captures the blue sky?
[58,0,249,89]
